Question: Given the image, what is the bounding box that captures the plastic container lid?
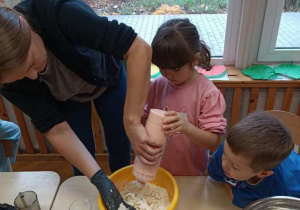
[132,167,155,183]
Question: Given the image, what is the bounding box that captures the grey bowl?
[244,196,300,210]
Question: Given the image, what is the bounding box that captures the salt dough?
[118,181,170,210]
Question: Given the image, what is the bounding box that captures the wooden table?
[52,176,240,210]
[175,176,240,210]
[51,176,99,210]
[0,171,60,210]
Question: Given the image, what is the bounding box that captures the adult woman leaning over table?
[0,0,163,209]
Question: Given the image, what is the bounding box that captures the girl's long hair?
[152,18,211,70]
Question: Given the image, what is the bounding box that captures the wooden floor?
[12,160,112,184]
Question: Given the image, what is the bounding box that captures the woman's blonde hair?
[0,7,31,76]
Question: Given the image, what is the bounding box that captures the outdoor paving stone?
[105,12,299,56]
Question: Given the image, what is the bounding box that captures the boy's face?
[221,140,258,181]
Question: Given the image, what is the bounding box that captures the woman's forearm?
[183,123,219,149]
[45,121,100,178]
[122,36,164,162]
[123,36,152,125]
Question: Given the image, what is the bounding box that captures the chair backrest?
[267,110,300,153]
[1,140,14,157]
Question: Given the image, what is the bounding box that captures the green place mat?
[274,64,300,79]
[242,65,278,80]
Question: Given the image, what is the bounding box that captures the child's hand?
[222,183,234,200]
[163,111,190,134]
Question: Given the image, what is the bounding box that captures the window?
[5,0,298,65]
[84,0,230,58]
[258,0,300,62]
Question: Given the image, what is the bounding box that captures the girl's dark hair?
[151,18,211,70]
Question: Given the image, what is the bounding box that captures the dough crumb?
[118,203,128,210]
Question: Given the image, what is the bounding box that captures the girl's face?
[160,61,199,86]
[1,30,47,83]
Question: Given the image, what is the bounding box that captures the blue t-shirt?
[0,120,20,172]
[208,142,300,208]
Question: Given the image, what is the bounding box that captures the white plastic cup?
[14,191,40,210]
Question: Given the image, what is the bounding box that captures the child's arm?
[223,183,256,209]
[207,142,225,182]
[163,111,218,149]
[188,89,227,149]
[223,183,234,200]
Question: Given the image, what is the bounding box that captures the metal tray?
[244,196,300,210]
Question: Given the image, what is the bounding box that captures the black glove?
[90,169,135,210]
[0,203,17,210]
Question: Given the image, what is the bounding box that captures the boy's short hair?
[227,111,293,172]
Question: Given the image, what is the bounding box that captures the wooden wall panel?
[1,76,299,157]
[13,106,34,154]
[230,88,242,127]
[34,130,48,154]
[282,88,294,111]
[248,88,259,113]
[219,88,226,96]
[265,88,277,110]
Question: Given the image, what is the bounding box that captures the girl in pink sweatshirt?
[144,18,227,175]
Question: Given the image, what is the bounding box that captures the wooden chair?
[267,110,300,154]
[0,140,14,171]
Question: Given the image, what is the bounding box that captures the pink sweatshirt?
[144,74,227,175]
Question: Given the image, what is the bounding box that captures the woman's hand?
[90,170,135,210]
[163,111,190,135]
[124,123,163,166]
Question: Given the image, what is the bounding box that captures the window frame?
[6,0,299,66]
[257,0,300,62]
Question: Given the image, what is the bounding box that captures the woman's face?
[1,30,47,83]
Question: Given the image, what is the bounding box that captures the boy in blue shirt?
[0,119,20,172]
[208,112,300,208]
